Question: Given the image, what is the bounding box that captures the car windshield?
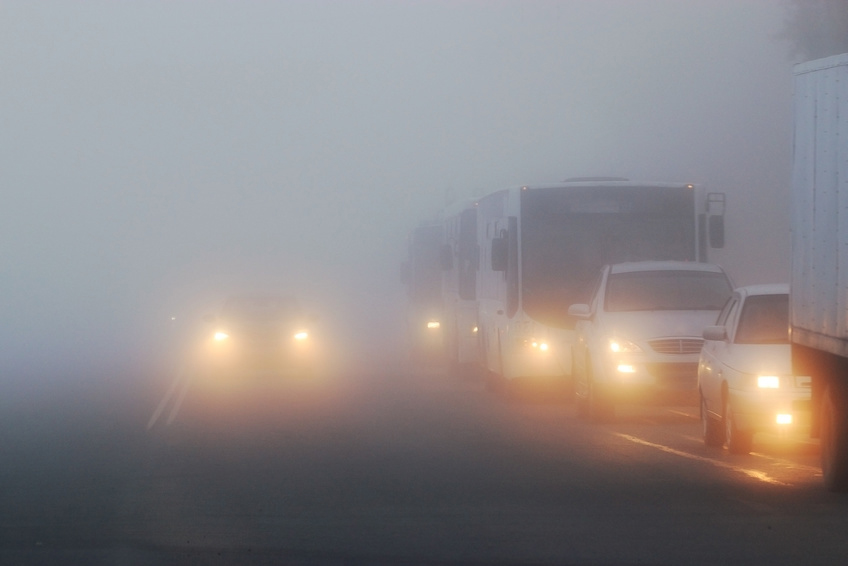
[221,297,302,321]
[604,270,732,312]
[734,293,789,344]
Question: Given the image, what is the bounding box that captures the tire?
[724,398,753,455]
[587,362,614,422]
[701,393,724,447]
[821,385,848,492]
[574,361,589,419]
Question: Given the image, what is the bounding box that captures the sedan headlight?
[609,338,641,353]
[757,375,780,389]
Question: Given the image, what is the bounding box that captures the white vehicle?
[475,179,726,395]
[439,198,479,378]
[699,284,811,454]
[400,223,444,363]
[569,261,732,420]
[790,53,848,490]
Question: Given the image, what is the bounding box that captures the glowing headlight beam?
[427,321,441,329]
[757,375,780,389]
[776,414,793,425]
[294,331,309,341]
[213,332,229,341]
[609,339,641,353]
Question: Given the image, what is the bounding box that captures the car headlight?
[213,331,229,341]
[426,320,440,330]
[757,375,780,389]
[609,338,641,353]
[293,331,309,341]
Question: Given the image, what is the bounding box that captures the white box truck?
[790,53,848,491]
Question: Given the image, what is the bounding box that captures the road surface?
[2,358,847,565]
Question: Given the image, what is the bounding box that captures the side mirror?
[568,304,592,319]
[491,237,508,271]
[702,325,727,341]
[708,215,725,249]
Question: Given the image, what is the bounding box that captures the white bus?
[439,198,479,378]
[400,223,444,363]
[475,178,725,393]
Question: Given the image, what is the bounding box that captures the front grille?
[648,338,704,354]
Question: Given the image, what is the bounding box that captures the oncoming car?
[698,284,811,454]
[200,294,318,378]
[569,261,733,420]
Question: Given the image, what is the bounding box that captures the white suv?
[569,261,733,420]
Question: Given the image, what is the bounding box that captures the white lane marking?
[667,409,697,419]
[679,434,822,475]
[147,366,188,430]
[615,433,789,486]
[749,452,822,475]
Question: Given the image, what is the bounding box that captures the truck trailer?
[790,53,848,491]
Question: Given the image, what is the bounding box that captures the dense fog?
[0,1,837,385]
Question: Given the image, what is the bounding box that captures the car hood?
[714,343,792,376]
[600,310,719,341]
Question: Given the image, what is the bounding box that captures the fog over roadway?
[3,2,848,564]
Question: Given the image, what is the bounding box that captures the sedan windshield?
[605,270,732,312]
[734,294,789,344]
[222,296,303,322]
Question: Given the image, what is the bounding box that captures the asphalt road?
[2,358,848,565]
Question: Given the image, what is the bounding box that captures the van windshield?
[604,270,732,312]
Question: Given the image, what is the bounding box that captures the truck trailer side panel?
[791,53,848,490]
[791,53,848,357]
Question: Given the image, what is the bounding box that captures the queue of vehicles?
[193,53,843,490]
[397,54,841,488]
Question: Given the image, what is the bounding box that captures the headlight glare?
[213,331,229,341]
[757,375,780,389]
[609,338,641,353]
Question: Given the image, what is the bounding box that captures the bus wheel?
[821,385,848,491]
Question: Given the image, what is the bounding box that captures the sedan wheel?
[724,398,753,455]
[701,393,724,447]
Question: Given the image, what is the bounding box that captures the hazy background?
[1,1,845,381]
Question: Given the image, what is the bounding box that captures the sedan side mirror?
[702,325,727,341]
[568,303,592,319]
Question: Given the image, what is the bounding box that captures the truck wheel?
[821,385,848,491]
[701,393,724,447]
[724,399,752,455]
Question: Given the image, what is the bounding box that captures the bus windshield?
[520,186,697,328]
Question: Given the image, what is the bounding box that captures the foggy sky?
[0,1,815,376]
